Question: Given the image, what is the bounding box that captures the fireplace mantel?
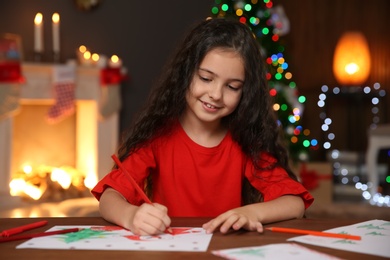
[0,63,119,193]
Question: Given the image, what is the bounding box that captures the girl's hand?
[202,205,263,234]
[129,203,171,236]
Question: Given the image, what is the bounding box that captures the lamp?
[333,31,371,86]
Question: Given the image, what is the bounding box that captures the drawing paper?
[16,225,212,252]
[288,219,390,258]
[212,243,340,259]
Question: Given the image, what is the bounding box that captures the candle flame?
[34,13,43,25]
[52,13,60,23]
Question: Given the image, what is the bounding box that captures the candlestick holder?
[33,51,43,62]
[53,51,60,63]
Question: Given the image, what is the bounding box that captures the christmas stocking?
[0,82,20,120]
[99,84,121,120]
[46,64,76,124]
[99,68,124,120]
[0,60,22,120]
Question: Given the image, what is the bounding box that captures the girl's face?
[184,48,245,127]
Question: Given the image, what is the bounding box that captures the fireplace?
[0,63,119,200]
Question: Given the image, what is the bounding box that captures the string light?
[319,84,389,207]
[318,84,386,149]
[244,4,252,11]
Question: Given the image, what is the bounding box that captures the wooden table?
[0,217,386,259]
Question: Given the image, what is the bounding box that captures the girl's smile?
[201,100,221,110]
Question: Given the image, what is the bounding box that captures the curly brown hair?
[117,18,297,204]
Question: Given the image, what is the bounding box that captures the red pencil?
[0,220,48,237]
[111,154,152,203]
[111,154,172,234]
[266,227,361,240]
[0,228,81,243]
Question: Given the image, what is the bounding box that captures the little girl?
[92,18,313,236]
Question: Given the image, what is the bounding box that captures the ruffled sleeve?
[91,145,156,205]
[245,153,314,209]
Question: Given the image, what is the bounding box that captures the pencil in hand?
[111,154,172,234]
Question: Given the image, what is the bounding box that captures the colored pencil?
[0,228,81,243]
[0,220,48,237]
[111,154,172,234]
[111,154,152,203]
[266,227,361,240]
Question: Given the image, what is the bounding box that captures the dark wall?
[1,0,389,161]
[0,0,213,133]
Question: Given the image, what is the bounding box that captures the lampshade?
[333,31,371,86]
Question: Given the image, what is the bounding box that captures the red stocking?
[46,65,76,124]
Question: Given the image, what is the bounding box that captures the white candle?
[77,45,87,64]
[34,13,43,53]
[96,54,108,68]
[52,13,60,53]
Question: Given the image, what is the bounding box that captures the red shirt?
[92,123,313,217]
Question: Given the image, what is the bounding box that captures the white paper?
[212,243,340,260]
[288,219,390,258]
[17,225,212,252]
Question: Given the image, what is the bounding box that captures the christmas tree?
[211,0,316,162]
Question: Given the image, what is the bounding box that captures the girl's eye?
[200,76,211,82]
[228,85,240,91]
